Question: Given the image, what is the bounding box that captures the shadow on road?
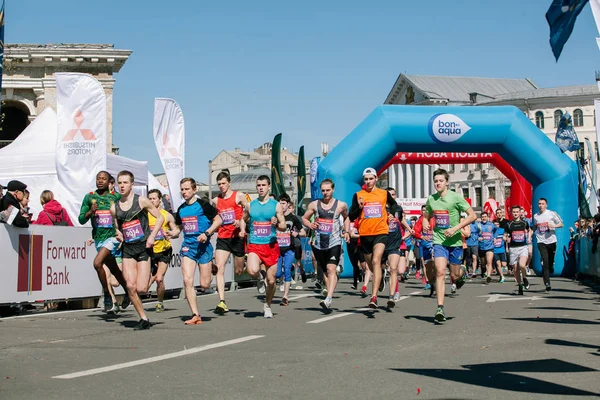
[525,306,596,312]
[503,317,600,325]
[545,338,600,352]
[391,358,598,396]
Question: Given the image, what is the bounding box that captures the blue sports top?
[175,199,218,242]
[466,221,480,247]
[249,198,278,245]
[479,221,496,251]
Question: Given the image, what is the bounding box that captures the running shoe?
[545,284,552,292]
[518,284,524,296]
[486,275,492,284]
[134,318,151,331]
[379,271,387,293]
[523,277,530,290]
[526,267,531,276]
[387,298,395,309]
[455,266,468,290]
[393,291,400,301]
[368,296,378,309]
[315,280,323,290]
[319,297,332,310]
[350,284,357,290]
[425,283,431,290]
[336,265,343,276]
[301,270,307,283]
[421,277,427,285]
[280,297,289,306]
[120,295,131,310]
[321,288,328,297]
[257,278,266,294]
[279,284,285,292]
[291,278,296,285]
[155,303,165,313]
[184,314,202,325]
[263,304,273,318]
[429,284,435,298]
[415,270,421,280]
[107,302,120,315]
[451,283,457,294]
[499,278,505,283]
[215,300,229,314]
[103,293,112,312]
[403,271,409,281]
[434,307,446,323]
[360,286,368,296]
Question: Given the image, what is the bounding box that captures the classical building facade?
[383,74,599,208]
[1,43,132,153]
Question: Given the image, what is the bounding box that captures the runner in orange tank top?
[211,170,249,315]
[349,167,399,310]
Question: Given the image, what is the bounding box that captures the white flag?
[56,73,107,226]
[591,0,600,36]
[153,98,185,211]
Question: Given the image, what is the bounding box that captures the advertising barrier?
[0,224,234,304]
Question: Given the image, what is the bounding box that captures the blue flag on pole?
[555,112,581,152]
[0,0,4,115]
[309,157,321,200]
[546,0,589,61]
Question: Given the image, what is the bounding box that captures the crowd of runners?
[81,166,563,329]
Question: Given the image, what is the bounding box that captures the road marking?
[477,294,545,303]
[287,293,318,301]
[307,308,371,324]
[306,290,422,324]
[53,335,264,379]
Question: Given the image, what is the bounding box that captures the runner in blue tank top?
[477,212,497,284]
[243,175,286,318]
[166,178,222,326]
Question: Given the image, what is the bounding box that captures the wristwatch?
[204,231,213,237]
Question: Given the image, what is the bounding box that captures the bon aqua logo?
[428,113,471,144]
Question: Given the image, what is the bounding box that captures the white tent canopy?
[0,107,151,223]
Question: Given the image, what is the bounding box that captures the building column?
[33,88,45,114]
[406,164,413,198]
[398,164,405,197]
[388,165,396,192]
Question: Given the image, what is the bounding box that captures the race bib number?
[182,216,199,235]
[363,202,382,219]
[277,233,291,247]
[122,220,144,243]
[388,219,399,232]
[538,222,549,233]
[434,210,450,229]
[220,208,236,225]
[511,230,525,242]
[150,225,165,240]
[317,218,334,235]
[494,237,503,248]
[94,210,113,228]
[253,221,272,238]
[481,232,492,241]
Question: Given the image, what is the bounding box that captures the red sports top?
[216,191,243,239]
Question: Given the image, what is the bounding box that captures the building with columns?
[1,43,132,153]
[383,74,599,208]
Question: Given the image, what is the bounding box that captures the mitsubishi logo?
[161,131,180,158]
[62,108,96,141]
[399,154,407,161]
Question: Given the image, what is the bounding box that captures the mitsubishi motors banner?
[153,98,185,211]
[56,73,107,226]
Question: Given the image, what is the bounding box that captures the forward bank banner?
[56,73,107,227]
[0,224,230,304]
[153,98,185,211]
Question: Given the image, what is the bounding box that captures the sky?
[7,0,600,182]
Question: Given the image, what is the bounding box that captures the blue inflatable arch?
[317,106,578,277]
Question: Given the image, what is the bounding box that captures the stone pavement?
[1,276,599,399]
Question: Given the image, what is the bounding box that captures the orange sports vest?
[356,187,389,236]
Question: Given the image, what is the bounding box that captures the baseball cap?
[362,167,377,178]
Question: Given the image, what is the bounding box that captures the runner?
[521,207,534,275]
[506,205,532,295]
[422,168,476,323]
[495,208,509,230]
[465,214,480,277]
[413,211,434,294]
[288,202,307,283]
[111,171,165,330]
[211,171,249,314]
[478,212,496,284]
[302,179,350,310]
[533,198,563,292]
[79,171,131,314]
[492,220,508,282]
[166,178,222,325]
[347,220,363,290]
[147,189,177,312]
[243,175,287,318]
[348,168,398,309]
[277,194,305,306]
[382,187,408,307]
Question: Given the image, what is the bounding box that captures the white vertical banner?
[153,98,185,210]
[595,100,600,151]
[56,73,107,226]
[591,0,600,35]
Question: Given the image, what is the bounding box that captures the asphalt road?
[1,275,599,400]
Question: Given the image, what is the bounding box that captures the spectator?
[20,189,33,223]
[0,180,30,227]
[162,193,172,213]
[33,190,74,226]
[0,183,3,203]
